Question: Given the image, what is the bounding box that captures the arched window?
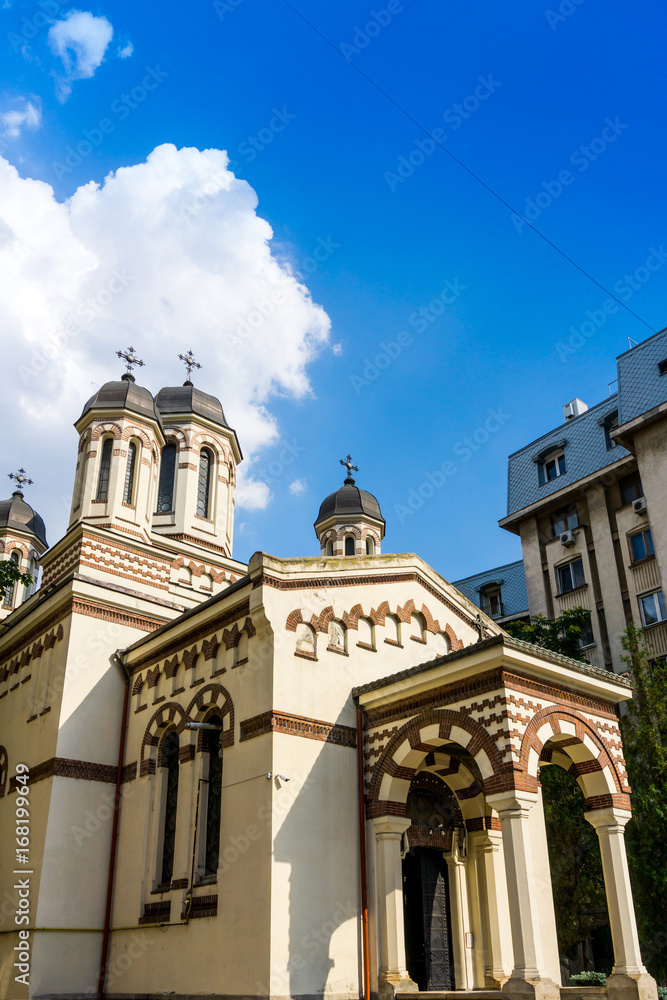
[159,731,180,888]
[325,539,334,556]
[122,441,138,504]
[357,617,375,650]
[2,551,19,608]
[96,437,113,500]
[157,443,177,513]
[203,717,223,876]
[196,448,213,518]
[366,536,375,555]
[345,535,355,556]
[411,613,426,642]
[384,613,401,646]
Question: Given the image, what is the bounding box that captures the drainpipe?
[357,705,371,1000]
[97,650,130,1000]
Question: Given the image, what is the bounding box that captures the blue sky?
[2,0,666,581]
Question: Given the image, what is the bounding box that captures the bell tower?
[314,456,385,556]
[0,469,47,620]
[68,347,164,543]
[152,350,242,559]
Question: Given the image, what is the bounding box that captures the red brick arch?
[368,708,505,816]
[520,706,629,810]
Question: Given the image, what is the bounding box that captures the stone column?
[372,817,418,1000]
[584,808,658,1000]
[445,836,474,989]
[486,790,559,1000]
[472,829,512,988]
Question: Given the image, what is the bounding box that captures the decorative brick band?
[183,893,218,919]
[240,710,357,748]
[139,900,171,925]
[255,571,477,629]
[130,599,251,669]
[8,756,117,792]
[72,598,166,632]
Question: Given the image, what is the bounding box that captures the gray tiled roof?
[453,560,527,618]
[617,328,667,424]
[506,396,628,516]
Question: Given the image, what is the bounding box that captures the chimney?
[563,398,588,421]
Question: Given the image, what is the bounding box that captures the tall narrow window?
[157,443,177,513]
[159,732,180,888]
[345,536,355,556]
[366,537,375,555]
[2,551,19,607]
[325,539,334,556]
[96,437,113,501]
[196,449,212,518]
[123,442,137,504]
[203,719,223,876]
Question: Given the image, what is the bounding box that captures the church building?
[0,351,658,1000]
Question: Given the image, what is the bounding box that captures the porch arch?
[520,706,628,808]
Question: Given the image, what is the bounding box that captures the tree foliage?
[505,607,591,662]
[620,624,667,982]
[540,764,610,966]
[0,558,32,598]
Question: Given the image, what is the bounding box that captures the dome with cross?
[314,456,385,557]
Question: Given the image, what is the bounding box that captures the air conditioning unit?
[560,529,577,546]
[632,497,647,514]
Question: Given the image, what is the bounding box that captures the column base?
[378,971,419,1000]
[486,972,511,989]
[607,972,659,1000]
[502,974,560,1000]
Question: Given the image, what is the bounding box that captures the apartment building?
[494,328,667,673]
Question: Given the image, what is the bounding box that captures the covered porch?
[354,635,658,1000]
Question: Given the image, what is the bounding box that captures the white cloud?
[117,41,133,59]
[236,477,272,509]
[0,144,330,539]
[332,342,343,356]
[0,99,41,138]
[289,479,307,495]
[48,10,113,101]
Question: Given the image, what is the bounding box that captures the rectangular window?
[544,452,566,482]
[481,587,502,618]
[551,507,578,537]
[619,471,643,506]
[557,558,585,594]
[658,359,667,376]
[639,590,667,627]
[579,616,595,648]
[630,529,654,563]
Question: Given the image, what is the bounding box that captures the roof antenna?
[628,337,638,349]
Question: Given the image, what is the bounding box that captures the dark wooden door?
[403,849,455,990]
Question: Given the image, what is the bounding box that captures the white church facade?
[0,357,658,1000]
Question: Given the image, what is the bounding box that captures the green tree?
[620,624,667,983]
[540,765,610,967]
[507,608,611,971]
[0,558,32,603]
[505,606,591,661]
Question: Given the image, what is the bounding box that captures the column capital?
[487,788,540,817]
[372,815,411,837]
[584,807,633,831]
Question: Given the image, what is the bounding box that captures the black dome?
[155,383,231,430]
[315,478,385,529]
[78,375,162,427]
[0,492,47,547]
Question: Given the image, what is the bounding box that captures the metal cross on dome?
[178,349,202,382]
[340,454,359,480]
[116,346,145,376]
[8,468,33,495]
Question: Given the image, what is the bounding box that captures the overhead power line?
[276,0,656,334]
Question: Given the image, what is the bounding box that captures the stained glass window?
[196,449,212,518]
[157,443,177,513]
[122,442,137,504]
[96,438,113,501]
[204,721,223,875]
[160,732,180,887]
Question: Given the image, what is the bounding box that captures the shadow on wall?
[271,703,362,1000]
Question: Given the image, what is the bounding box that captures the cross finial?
[8,468,33,497]
[340,454,359,483]
[474,612,489,642]
[116,346,144,380]
[178,349,202,385]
